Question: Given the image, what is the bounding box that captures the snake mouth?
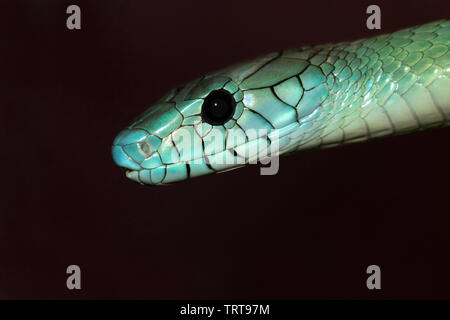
[120,137,263,185]
[124,156,246,186]
[120,121,300,185]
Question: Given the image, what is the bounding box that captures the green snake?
[112,20,450,185]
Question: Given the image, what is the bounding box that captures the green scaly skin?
[112,20,450,185]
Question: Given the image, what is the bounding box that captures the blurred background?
[1,0,450,299]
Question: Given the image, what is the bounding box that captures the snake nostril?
[113,130,162,169]
[139,140,153,156]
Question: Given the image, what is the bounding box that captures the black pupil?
[201,89,236,125]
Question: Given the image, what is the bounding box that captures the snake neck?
[288,19,450,152]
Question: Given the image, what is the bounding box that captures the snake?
[112,20,450,185]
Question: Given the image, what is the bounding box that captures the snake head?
[112,49,329,185]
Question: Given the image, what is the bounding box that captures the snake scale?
[112,20,450,185]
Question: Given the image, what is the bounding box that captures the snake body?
[112,20,450,185]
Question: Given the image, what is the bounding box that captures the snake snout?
[112,128,162,172]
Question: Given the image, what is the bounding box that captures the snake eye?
[201,89,236,125]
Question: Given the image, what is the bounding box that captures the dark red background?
[1,0,450,299]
